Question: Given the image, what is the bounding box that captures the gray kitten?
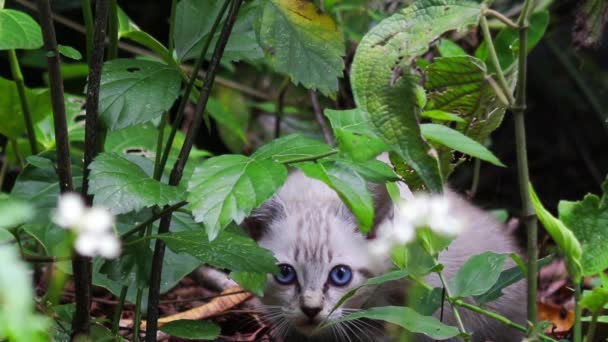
[245,171,526,341]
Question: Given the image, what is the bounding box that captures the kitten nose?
[301,306,321,318]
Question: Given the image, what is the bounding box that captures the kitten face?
[247,172,389,338]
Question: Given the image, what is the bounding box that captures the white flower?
[75,232,121,259]
[52,193,121,259]
[52,192,86,229]
[400,194,463,237]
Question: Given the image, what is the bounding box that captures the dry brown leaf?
[537,301,575,335]
[135,286,252,330]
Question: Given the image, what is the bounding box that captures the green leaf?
[207,97,246,143]
[474,255,554,304]
[330,306,460,340]
[420,124,505,167]
[174,0,263,63]
[57,45,82,60]
[0,245,49,342]
[158,230,278,273]
[331,270,409,313]
[476,11,549,71]
[251,134,332,163]
[88,153,184,215]
[425,56,504,144]
[529,183,583,281]
[0,9,42,50]
[117,6,138,36]
[420,110,466,123]
[450,252,507,298]
[331,158,398,184]
[255,0,345,95]
[559,180,608,276]
[295,161,373,232]
[351,0,482,192]
[436,38,467,57]
[230,271,267,297]
[160,320,220,340]
[0,76,51,140]
[187,155,288,240]
[121,31,174,65]
[580,287,608,312]
[99,59,181,130]
[324,108,388,161]
[0,194,34,229]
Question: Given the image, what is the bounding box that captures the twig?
[274,77,290,139]
[145,1,244,340]
[120,201,187,240]
[484,8,518,29]
[81,0,93,63]
[480,12,514,105]
[112,287,128,335]
[36,0,74,193]
[158,0,230,175]
[8,49,38,154]
[437,271,468,340]
[468,158,481,199]
[279,150,338,165]
[309,90,333,145]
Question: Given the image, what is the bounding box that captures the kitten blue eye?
[274,264,297,285]
[329,265,352,286]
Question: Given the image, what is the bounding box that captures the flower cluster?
[370,193,464,256]
[52,193,121,258]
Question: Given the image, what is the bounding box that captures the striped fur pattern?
[246,171,526,341]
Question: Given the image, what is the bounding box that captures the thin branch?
[480,12,514,105]
[81,0,93,63]
[484,8,518,29]
[8,49,38,154]
[274,77,290,139]
[145,1,244,340]
[309,90,333,145]
[36,0,73,193]
[437,271,468,339]
[158,0,230,175]
[120,201,187,240]
[279,150,338,165]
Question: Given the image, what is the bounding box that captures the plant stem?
[512,0,538,338]
[121,201,187,240]
[111,286,128,335]
[107,0,118,60]
[81,0,93,63]
[279,150,338,165]
[484,8,518,29]
[168,0,177,51]
[585,309,599,342]
[0,151,8,189]
[8,49,38,155]
[468,158,481,198]
[453,299,557,342]
[76,0,109,337]
[133,288,144,342]
[153,112,168,180]
[145,1,243,340]
[437,271,468,340]
[157,0,230,175]
[36,0,74,193]
[274,76,290,138]
[10,139,24,169]
[309,90,333,145]
[574,283,582,342]
[480,12,514,105]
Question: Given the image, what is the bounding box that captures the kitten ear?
[367,183,395,239]
[242,198,285,240]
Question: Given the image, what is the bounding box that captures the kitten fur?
[245,171,526,342]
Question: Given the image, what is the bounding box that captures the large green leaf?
[425,56,504,143]
[0,246,49,342]
[580,287,608,312]
[158,229,278,273]
[529,183,583,281]
[476,11,549,72]
[229,271,267,297]
[251,134,332,163]
[330,306,461,340]
[0,194,34,230]
[324,108,388,161]
[420,124,505,167]
[160,320,220,341]
[0,77,51,140]
[174,0,262,63]
[255,0,345,95]
[0,9,42,50]
[187,155,287,240]
[99,59,181,130]
[332,270,409,313]
[450,252,507,299]
[559,180,608,276]
[351,0,482,192]
[206,97,246,143]
[295,161,373,232]
[88,153,184,215]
